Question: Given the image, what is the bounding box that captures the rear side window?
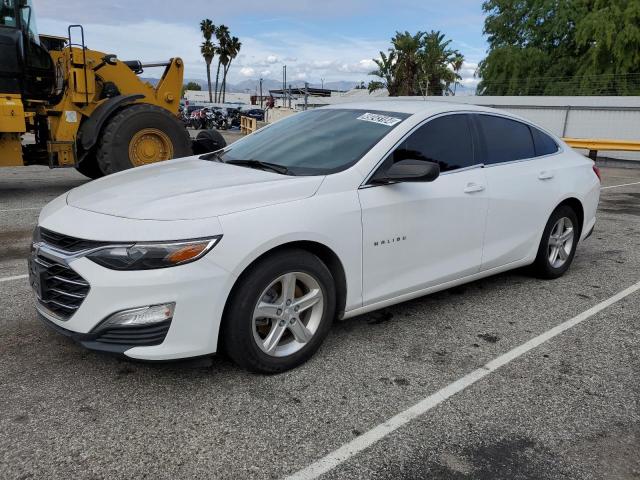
[530,127,559,156]
[476,114,535,164]
[392,114,476,172]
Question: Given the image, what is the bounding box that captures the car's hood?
[67,157,324,220]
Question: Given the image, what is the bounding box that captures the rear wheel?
[96,104,192,174]
[531,205,580,279]
[222,249,336,373]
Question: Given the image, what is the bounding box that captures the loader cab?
[0,0,55,100]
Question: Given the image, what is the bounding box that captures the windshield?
[219,109,409,176]
[0,0,17,27]
[20,0,38,43]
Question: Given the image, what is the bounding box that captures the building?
[183,90,253,106]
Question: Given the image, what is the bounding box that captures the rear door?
[474,114,561,270]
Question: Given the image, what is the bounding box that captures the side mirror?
[372,159,440,184]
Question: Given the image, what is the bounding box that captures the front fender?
[77,94,144,152]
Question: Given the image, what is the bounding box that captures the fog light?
[99,303,175,330]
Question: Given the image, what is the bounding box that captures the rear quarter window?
[530,127,559,156]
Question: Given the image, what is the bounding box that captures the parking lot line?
[286,279,640,480]
[0,274,28,283]
[601,181,640,190]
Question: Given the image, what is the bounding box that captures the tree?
[451,53,465,95]
[477,0,640,95]
[371,51,397,94]
[367,80,385,93]
[214,25,230,102]
[199,19,216,102]
[181,81,201,97]
[370,30,463,96]
[221,36,241,103]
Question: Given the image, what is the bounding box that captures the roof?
[319,99,493,115]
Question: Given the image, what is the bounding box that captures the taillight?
[592,165,601,182]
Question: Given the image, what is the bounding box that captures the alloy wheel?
[548,216,574,268]
[252,272,324,357]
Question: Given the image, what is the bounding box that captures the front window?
[0,0,17,27]
[20,0,38,43]
[218,109,409,176]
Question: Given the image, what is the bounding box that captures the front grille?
[40,228,108,252]
[93,320,171,346]
[34,255,90,320]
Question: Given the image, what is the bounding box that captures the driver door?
[358,113,488,305]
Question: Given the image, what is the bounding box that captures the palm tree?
[214,25,230,103]
[371,50,397,94]
[221,36,241,103]
[451,52,465,95]
[370,30,463,97]
[391,31,424,96]
[199,19,216,102]
[420,31,460,96]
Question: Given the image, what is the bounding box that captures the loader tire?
[75,155,104,179]
[97,104,192,174]
[192,129,227,155]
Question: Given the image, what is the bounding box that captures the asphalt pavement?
[1,158,639,480]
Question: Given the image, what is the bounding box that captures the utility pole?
[288,84,292,108]
[304,82,309,111]
[282,65,287,107]
[259,78,263,108]
[321,77,324,90]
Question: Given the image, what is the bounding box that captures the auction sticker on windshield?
[357,112,402,126]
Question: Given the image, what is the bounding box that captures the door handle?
[538,171,554,180]
[463,183,485,193]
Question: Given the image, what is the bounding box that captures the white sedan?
[30,101,600,372]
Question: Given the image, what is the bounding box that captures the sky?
[35,0,488,89]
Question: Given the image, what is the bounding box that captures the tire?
[531,205,580,279]
[75,154,104,179]
[192,129,227,155]
[96,104,192,174]
[222,249,336,373]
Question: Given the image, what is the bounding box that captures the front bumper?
[33,254,236,361]
[38,313,172,355]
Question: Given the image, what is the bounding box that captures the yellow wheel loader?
[0,0,225,179]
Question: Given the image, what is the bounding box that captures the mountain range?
[142,77,361,93]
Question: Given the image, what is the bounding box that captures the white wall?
[183,90,253,106]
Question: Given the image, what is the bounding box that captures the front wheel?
[531,205,580,279]
[222,249,336,373]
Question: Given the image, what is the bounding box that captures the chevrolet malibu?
[30,101,600,372]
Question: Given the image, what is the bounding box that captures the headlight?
[86,236,221,270]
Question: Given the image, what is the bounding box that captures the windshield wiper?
[226,159,290,175]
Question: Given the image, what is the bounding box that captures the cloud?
[35,2,486,88]
[457,61,479,87]
[239,67,256,77]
